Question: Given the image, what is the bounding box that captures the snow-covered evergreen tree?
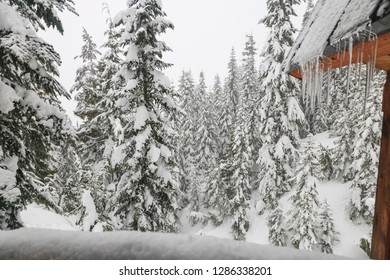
[229,95,251,241]
[72,28,103,167]
[203,75,230,225]
[110,0,180,232]
[256,0,305,211]
[188,72,217,224]
[241,34,260,177]
[226,48,240,118]
[0,0,76,229]
[194,72,217,177]
[319,199,338,254]
[347,71,384,224]
[176,71,196,206]
[288,139,321,251]
[267,207,287,246]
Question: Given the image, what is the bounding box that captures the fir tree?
[0,1,76,229]
[241,34,260,177]
[226,48,240,118]
[319,200,339,254]
[194,72,217,178]
[229,95,251,241]
[347,71,385,224]
[256,0,305,211]
[111,0,180,232]
[72,28,103,167]
[288,139,321,251]
[267,207,287,246]
[176,71,196,206]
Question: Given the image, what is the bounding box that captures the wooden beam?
[371,71,390,260]
[289,32,390,79]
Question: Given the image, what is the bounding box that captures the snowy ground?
[0,228,346,260]
[179,132,370,259]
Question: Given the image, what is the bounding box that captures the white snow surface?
[0,168,19,203]
[134,105,149,130]
[0,2,33,35]
[285,0,379,68]
[331,1,379,41]
[81,190,99,232]
[20,204,77,232]
[0,228,345,260]
[0,80,20,114]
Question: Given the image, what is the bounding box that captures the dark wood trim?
[371,71,390,260]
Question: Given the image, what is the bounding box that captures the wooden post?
[371,71,390,259]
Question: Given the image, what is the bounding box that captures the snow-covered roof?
[0,229,350,260]
[285,0,390,71]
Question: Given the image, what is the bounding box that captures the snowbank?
[20,204,77,232]
[0,229,346,260]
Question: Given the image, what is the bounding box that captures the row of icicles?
[300,26,378,115]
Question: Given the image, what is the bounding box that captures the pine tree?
[0,1,76,229]
[187,72,217,224]
[267,207,287,246]
[72,28,103,167]
[319,200,339,254]
[46,132,81,214]
[111,0,180,232]
[256,0,305,211]
[226,48,240,118]
[176,71,197,206]
[330,66,362,181]
[288,139,321,251]
[203,76,235,225]
[229,96,251,241]
[241,34,260,177]
[347,71,385,224]
[210,75,223,153]
[194,72,217,177]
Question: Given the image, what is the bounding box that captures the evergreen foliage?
[256,0,305,211]
[347,72,384,224]
[0,0,76,229]
[267,207,287,246]
[229,94,251,241]
[318,200,339,254]
[288,139,321,251]
[110,0,180,233]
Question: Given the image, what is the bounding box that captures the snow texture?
[134,105,149,130]
[0,80,19,114]
[81,190,99,232]
[285,0,380,68]
[0,168,19,203]
[331,1,379,41]
[0,228,346,260]
[20,204,77,231]
[0,2,33,35]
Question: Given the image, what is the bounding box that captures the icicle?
[362,29,378,116]
[345,36,354,109]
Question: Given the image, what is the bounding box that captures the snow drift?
[0,228,347,260]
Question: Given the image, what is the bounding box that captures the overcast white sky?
[41,0,306,125]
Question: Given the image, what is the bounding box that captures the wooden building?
[285,0,390,259]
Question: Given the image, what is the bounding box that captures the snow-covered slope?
[179,132,370,259]
[0,228,346,260]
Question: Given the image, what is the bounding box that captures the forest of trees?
[0,0,385,255]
